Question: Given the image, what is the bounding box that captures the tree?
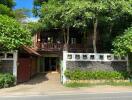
[26,22,43,33]
[33,0,47,16]
[0,4,12,16]
[40,0,132,52]
[40,0,71,50]
[13,8,30,22]
[0,15,31,51]
[0,0,16,17]
[0,0,15,9]
[40,0,108,52]
[113,26,132,56]
[0,0,29,20]
[75,0,132,53]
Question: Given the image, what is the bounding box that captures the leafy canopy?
[0,0,15,16]
[0,4,12,15]
[33,0,47,16]
[40,0,132,53]
[113,26,132,56]
[0,15,32,51]
[40,0,131,29]
[0,0,15,9]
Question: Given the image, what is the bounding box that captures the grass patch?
[65,81,132,88]
[105,81,132,86]
[65,82,93,88]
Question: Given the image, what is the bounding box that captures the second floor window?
[71,38,76,44]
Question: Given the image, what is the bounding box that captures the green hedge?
[64,70,129,80]
[0,73,15,88]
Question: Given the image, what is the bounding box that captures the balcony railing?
[37,43,63,51]
[36,42,88,52]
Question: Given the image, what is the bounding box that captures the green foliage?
[39,0,132,52]
[13,8,30,21]
[0,0,15,17]
[113,26,132,56]
[65,70,129,80]
[0,0,15,9]
[33,0,47,16]
[0,4,12,16]
[65,82,92,88]
[26,22,43,33]
[40,0,132,29]
[0,15,32,51]
[65,81,132,88]
[0,73,15,88]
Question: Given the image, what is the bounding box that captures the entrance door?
[44,57,58,72]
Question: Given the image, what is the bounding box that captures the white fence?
[0,51,18,82]
[66,53,128,62]
[61,51,128,84]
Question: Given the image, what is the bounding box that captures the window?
[71,38,76,44]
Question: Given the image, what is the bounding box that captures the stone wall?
[66,61,127,71]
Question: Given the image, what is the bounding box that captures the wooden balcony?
[37,43,63,51]
[36,42,87,52]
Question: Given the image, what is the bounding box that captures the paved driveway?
[0,73,74,95]
[0,73,132,96]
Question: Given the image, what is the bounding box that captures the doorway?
[44,57,59,72]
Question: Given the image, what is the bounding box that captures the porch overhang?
[22,46,41,56]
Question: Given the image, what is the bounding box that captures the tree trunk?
[66,26,69,44]
[63,28,66,44]
[109,23,113,34]
[63,27,69,51]
[93,18,98,53]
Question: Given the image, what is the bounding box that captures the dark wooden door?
[17,58,31,83]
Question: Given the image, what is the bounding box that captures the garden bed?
[0,73,15,88]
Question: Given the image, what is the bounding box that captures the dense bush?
[65,70,129,80]
[0,73,15,88]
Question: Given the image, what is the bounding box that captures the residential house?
[0,28,128,83]
[31,29,128,83]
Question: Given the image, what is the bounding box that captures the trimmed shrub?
[0,73,15,88]
[64,70,129,80]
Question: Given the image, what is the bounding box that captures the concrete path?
[0,73,132,96]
